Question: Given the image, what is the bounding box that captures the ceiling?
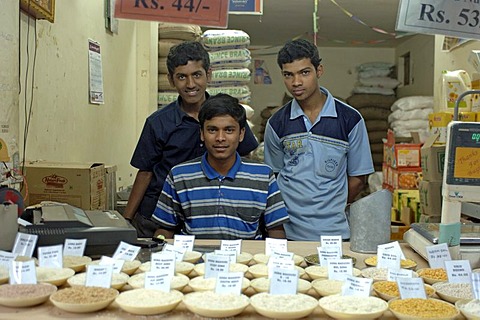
[224,0,411,48]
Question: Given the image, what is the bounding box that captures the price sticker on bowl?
[397,277,426,299]
[270,268,298,295]
[144,271,171,292]
[151,251,175,277]
[327,259,352,281]
[86,264,112,288]
[342,275,372,297]
[215,272,243,295]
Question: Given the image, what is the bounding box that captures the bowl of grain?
[250,277,312,294]
[139,261,195,277]
[201,252,254,265]
[67,272,129,290]
[183,250,202,264]
[183,291,250,318]
[312,279,345,297]
[361,267,419,282]
[250,292,318,319]
[87,259,141,275]
[304,265,362,280]
[188,276,250,293]
[432,282,475,303]
[373,280,435,301]
[416,268,448,284]
[0,266,8,284]
[50,286,118,313]
[36,267,75,286]
[304,254,357,266]
[0,283,57,307]
[127,273,189,291]
[364,256,417,269]
[193,262,249,277]
[248,264,306,279]
[455,299,480,320]
[388,298,459,320]
[62,256,92,273]
[253,253,304,266]
[319,295,388,319]
[116,288,183,315]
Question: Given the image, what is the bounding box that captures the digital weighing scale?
[404,90,480,268]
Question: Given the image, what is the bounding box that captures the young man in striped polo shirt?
[152,93,289,240]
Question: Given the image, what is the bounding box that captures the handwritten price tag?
[426,243,451,269]
[12,233,38,258]
[342,275,372,297]
[38,245,63,268]
[445,260,472,283]
[144,272,170,292]
[270,268,298,295]
[215,272,243,295]
[112,241,141,261]
[265,238,287,255]
[397,277,427,299]
[63,239,87,256]
[221,239,242,254]
[86,264,113,288]
[173,235,195,252]
[9,260,36,284]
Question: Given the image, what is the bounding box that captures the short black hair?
[199,94,246,129]
[277,39,322,70]
[166,41,210,75]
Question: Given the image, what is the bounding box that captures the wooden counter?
[0,240,429,319]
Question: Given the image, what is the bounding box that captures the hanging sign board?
[229,0,263,15]
[396,0,480,40]
[114,0,229,27]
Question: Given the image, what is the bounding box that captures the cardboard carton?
[25,161,106,210]
[428,112,453,144]
[419,180,442,216]
[421,133,445,182]
[390,224,410,241]
[392,167,422,190]
[384,130,422,168]
[105,164,117,210]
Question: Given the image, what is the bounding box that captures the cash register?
[19,203,137,257]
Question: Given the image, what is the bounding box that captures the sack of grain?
[210,68,251,85]
[207,85,251,104]
[358,107,391,121]
[202,30,250,49]
[158,91,178,106]
[346,94,396,109]
[158,39,184,57]
[158,22,202,41]
[209,48,251,69]
[158,74,172,91]
[158,57,168,74]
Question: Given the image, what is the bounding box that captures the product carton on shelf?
[391,167,422,190]
[391,224,410,241]
[419,180,442,217]
[105,164,117,210]
[25,161,106,210]
[383,129,422,169]
[428,112,453,144]
[420,133,445,182]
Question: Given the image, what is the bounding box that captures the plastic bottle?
[442,70,472,112]
[471,72,480,112]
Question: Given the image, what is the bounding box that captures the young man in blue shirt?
[264,39,374,240]
[124,42,258,237]
[152,94,288,240]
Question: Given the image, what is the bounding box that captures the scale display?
[445,122,480,186]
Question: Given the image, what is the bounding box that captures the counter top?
[0,240,429,319]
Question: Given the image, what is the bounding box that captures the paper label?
[220,239,242,254]
[144,271,170,292]
[426,243,451,269]
[269,268,298,295]
[472,272,480,299]
[328,259,353,281]
[163,243,186,261]
[173,235,195,252]
[38,245,63,268]
[265,238,287,255]
[12,233,38,258]
[205,254,230,279]
[318,246,342,267]
[151,252,175,277]
[112,241,141,261]
[387,268,413,281]
[0,250,16,270]
[86,264,113,288]
[9,260,36,284]
[342,275,372,297]
[397,277,427,299]
[63,239,87,256]
[321,235,343,256]
[271,251,294,260]
[100,256,125,274]
[445,260,472,283]
[377,246,401,270]
[215,272,243,295]
[268,258,294,278]
[214,250,237,264]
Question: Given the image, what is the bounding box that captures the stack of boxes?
[382,130,422,239]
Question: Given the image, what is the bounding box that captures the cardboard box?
[392,167,422,190]
[421,133,446,181]
[459,112,476,122]
[419,180,442,216]
[25,161,106,210]
[390,224,410,241]
[384,130,422,168]
[105,164,117,210]
[428,112,453,144]
[393,189,419,213]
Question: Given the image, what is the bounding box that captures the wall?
[395,35,435,98]
[433,36,480,111]
[249,46,395,136]
[18,1,158,190]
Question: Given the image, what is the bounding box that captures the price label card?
[63,239,87,257]
[321,235,343,256]
[426,243,451,269]
[269,268,298,295]
[221,239,242,254]
[265,238,287,255]
[214,250,237,264]
[318,246,342,267]
[328,259,353,281]
[472,272,480,300]
[163,243,186,261]
[85,264,113,288]
[100,256,125,274]
[268,258,294,278]
[151,252,175,277]
[112,241,141,261]
[173,235,195,252]
[9,260,36,284]
[445,260,472,283]
[377,246,401,270]
[397,277,427,299]
[12,233,38,258]
[378,241,405,259]
[271,251,294,261]
[342,275,372,297]
[38,245,63,268]
[0,250,16,270]
[215,272,243,295]
[144,271,171,292]
[205,254,230,279]
[387,268,413,281]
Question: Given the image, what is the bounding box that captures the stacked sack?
[388,96,434,141]
[346,94,397,172]
[201,30,252,104]
[352,62,400,96]
[158,23,203,108]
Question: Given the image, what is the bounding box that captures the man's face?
[201,115,245,166]
[168,60,211,106]
[281,58,323,102]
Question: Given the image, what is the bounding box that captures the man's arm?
[123,170,153,220]
[347,175,367,204]
[267,225,286,239]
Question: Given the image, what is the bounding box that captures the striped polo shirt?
[152,152,289,240]
[264,87,374,240]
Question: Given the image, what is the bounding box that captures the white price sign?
[397,0,480,40]
[63,239,87,257]
[144,272,170,292]
[426,243,451,269]
[215,272,243,295]
[328,259,353,281]
[112,241,141,261]
[445,260,472,283]
[318,246,342,267]
[9,260,36,284]
[151,252,175,277]
[342,275,372,297]
[173,235,195,252]
[320,235,343,256]
[86,264,113,288]
[269,268,298,295]
[265,238,287,255]
[38,245,63,268]
[163,243,186,262]
[12,233,38,258]
[220,239,242,254]
[205,254,230,279]
[397,277,427,299]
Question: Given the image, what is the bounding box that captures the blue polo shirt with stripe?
[152,152,289,240]
[264,87,374,240]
